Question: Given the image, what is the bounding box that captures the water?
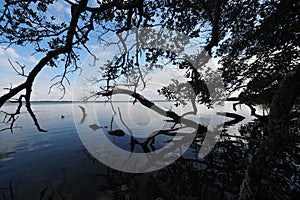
[0,102,211,199]
[0,103,107,199]
[0,102,298,199]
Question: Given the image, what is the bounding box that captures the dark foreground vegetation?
[0,0,299,199]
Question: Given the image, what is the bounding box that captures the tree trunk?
[239,66,300,199]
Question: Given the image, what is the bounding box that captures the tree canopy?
[0,0,297,112]
[0,0,299,197]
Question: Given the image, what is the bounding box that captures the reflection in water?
[78,105,87,124]
[0,103,299,199]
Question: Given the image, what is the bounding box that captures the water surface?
[1,102,297,199]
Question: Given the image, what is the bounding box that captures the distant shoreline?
[8,100,173,103]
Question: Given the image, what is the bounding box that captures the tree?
[214,0,300,198]
[0,0,148,131]
[0,0,228,132]
[0,0,299,198]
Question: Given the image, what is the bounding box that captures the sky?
[0,0,229,103]
[0,0,261,124]
[0,0,74,101]
[0,3,192,102]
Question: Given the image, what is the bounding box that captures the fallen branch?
[97,88,208,134]
[216,112,245,126]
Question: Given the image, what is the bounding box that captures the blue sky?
[0,45,77,101]
[0,0,130,101]
[0,0,224,103]
[0,0,259,123]
[0,1,177,101]
[0,0,75,101]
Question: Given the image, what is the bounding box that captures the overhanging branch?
[0,0,90,131]
[97,88,208,134]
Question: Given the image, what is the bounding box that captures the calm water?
[0,102,298,199]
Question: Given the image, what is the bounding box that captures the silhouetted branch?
[24,86,47,132]
[8,59,27,77]
[97,88,208,134]
[0,0,90,131]
[244,103,268,122]
[0,94,24,133]
[217,112,245,126]
[226,97,268,122]
[204,0,224,55]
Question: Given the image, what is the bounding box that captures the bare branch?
[0,94,24,133]
[8,59,28,77]
[0,0,91,131]
[97,88,208,134]
[244,103,267,122]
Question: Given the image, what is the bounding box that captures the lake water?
[0,102,298,199]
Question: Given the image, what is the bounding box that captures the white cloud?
[54,1,70,13]
[27,55,39,64]
[0,46,76,101]
[0,46,20,59]
[30,68,78,101]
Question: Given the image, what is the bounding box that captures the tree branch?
[204,0,224,55]
[216,112,245,126]
[0,0,90,131]
[97,88,208,134]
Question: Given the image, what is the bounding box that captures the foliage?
[217,0,300,105]
[0,1,299,199]
[0,0,298,133]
